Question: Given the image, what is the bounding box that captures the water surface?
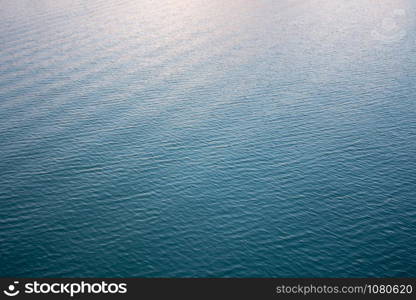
[0,0,415,277]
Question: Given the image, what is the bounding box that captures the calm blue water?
[0,0,415,277]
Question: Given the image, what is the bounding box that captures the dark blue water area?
[0,0,415,277]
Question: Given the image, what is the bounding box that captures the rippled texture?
[1,0,416,277]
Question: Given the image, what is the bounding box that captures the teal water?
[0,0,415,277]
